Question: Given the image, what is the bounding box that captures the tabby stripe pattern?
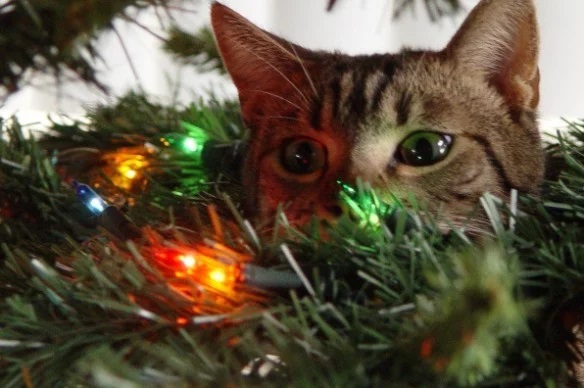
[327,58,399,122]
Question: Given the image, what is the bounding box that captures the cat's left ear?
[445,0,539,110]
[211,2,317,108]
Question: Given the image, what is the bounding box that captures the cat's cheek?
[256,158,344,225]
[255,162,311,219]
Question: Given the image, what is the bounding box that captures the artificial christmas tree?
[1,1,583,386]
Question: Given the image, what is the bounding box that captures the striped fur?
[211,0,545,234]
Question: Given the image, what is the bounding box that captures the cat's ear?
[211,2,316,104]
[445,0,539,110]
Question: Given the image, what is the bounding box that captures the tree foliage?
[0,95,582,386]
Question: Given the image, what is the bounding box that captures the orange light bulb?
[209,268,227,284]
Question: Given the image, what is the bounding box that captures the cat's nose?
[325,204,344,217]
[315,202,344,222]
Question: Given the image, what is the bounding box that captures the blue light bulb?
[74,181,108,216]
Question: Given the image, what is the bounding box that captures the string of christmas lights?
[56,121,244,201]
[74,175,412,301]
[74,181,302,295]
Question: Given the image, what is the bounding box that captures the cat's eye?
[280,138,326,175]
[396,131,453,167]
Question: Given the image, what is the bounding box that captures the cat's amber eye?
[280,138,326,175]
[396,131,453,167]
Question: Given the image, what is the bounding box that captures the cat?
[210,0,544,234]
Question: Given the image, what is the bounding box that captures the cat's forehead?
[318,51,504,134]
[318,53,405,124]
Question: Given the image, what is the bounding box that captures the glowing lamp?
[154,247,238,293]
[73,181,142,240]
[120,167,138,179]
[98,149,150,191]
[152,241,303,304]
[74,181,108,216]
[337,180,394,227]
[182,137,199,153]
[180,121,210,146]
[209,268,227,284]
[116,156,147,183]
[159,121,210,157]
[179,254,197,269]
[161,134,202,154]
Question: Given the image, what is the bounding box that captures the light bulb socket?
[242,264,302,289]
[98,206,142,240]
[201,140,246,181]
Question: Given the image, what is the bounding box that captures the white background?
[2,0,583,128]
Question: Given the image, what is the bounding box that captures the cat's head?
[211,0,544,233]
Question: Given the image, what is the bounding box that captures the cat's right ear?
[211,2,316,106]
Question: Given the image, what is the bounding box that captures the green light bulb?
[180,121,210,144]
[337,180,396,227]
[182,137,199,153]
[157,122,212,165]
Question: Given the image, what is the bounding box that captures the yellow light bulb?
[124,169,137,179]
[209,268,227,284]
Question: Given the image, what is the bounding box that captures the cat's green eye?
[280,138,326,175]
[397,131,453,167]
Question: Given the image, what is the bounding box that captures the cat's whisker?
[247,89,305,111]
[240,45,311,107]
[289,42,319,100]
[254,115,303,123]
[444,215,494,237]
[405,51,430,97]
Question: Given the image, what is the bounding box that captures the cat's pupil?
[413,138,433,163]
[294,142,312,169]
[397,131,453,167]
[280,138,326,175]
